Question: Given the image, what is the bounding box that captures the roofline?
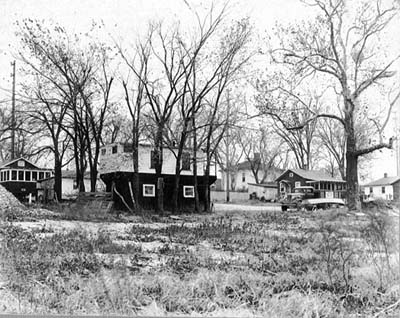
[275,169,345,183]
[0,157,47,170]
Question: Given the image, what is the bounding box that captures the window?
[382,186,385,194]
[11,170,17,181]
[45,172,51,179]
[182,152,191,171]
[295,181,301,188]
[39,172,44,180]
[112,145,118,154]
[18,170,24,181]
[143,184,155,197]
[242,172,246,182]
[183,186,195,198]
[369,187,373,194]
[25,171,31,181]
[32,171,37,181]
[73,180,78,190]
[17,160,25,167]
[101,148,106,156]
[150,150,157,169]
[6,170,9,181]
[289,172,293,178]
[0,171,3,181]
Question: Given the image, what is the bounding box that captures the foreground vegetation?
[0,204,399,317]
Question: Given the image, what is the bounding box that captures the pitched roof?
[0,157,41,169]
[277,169,345,183]
[363,176,400,187]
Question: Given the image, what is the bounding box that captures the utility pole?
[11,61,16,160]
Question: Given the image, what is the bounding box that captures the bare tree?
[260,0,399,209]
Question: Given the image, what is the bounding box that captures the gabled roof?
[0,157,41,169]
[248,182,277,188]
[276,169,345,183]
[363,176,400,187]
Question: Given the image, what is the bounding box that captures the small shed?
[248,182,278,201]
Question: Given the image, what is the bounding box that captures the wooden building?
[99,143,217,212]
[276,169,346,200]
[0,157,53,202]
[362,173,400,201]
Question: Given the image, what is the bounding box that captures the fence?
[211,190,249,202]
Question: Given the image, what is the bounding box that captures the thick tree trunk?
[203,163,211,212]
[344,104,360,210]
[172,161,181,214]
[132,144,140,213]
[54,156,62,202]
[90,169,97,192]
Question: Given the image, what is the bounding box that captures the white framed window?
[143,184,155,197]
[295,181,301,188]
[289,172,293,178]
[17,160,25,167]
[183,186,195,198]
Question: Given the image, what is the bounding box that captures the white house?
[362,173,400,201]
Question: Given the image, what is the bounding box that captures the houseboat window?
[182,152,191,170]
[45,172,51,179]
[150,151,157,169]
[242,172,246,182]
[18,170,24,181]
[32,171,37,181]
[295,181,301,188]
[315,183,319,190]
[183,186,195,198]
[101,148,106,155]
[143,184,155,197]
[382,187,385,194]
[289,172,293,178]
[17,160,25,167]
[112,145,118,154]
[11,170,17,181]
[25,171,31,181]
[39,172,44,180]
[0,172,3,181]
[6,170,9,181]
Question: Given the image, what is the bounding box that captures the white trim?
[183,185,195,198]
[143,184,155,197]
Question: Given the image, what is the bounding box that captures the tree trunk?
[54,156,62,202]
[155,125,164,214]
[203,162,211,212]
[90,169,97,192]
[344,108,360,210]
[132,144,140,213]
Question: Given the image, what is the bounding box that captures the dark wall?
[2,181,37,201]
[101,172,216,213]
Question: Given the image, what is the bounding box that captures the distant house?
[275,169,346,199]
[362,173,400,201]
[98,142,217,211]
[0,157,53,202]
[38,170,105,201]
[227,154,283,191]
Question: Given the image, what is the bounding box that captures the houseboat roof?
[363,176,400,187]
[276,169,345,183]
[0,157,50,170]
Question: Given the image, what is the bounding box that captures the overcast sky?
[0,0,398,181]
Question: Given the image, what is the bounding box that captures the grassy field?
[0,202,399,317]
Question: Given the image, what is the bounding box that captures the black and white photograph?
[0,0,399,317]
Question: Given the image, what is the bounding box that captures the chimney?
[254,153,261,162]
[384,173,388,178]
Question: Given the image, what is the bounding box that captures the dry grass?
[0,204,399,317]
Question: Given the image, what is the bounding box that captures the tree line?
[0,0,398,211]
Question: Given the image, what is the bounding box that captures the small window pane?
[11,170,17,180]
[143,184,155,197]
[150,151,157,169]
[6,171,10,181]
[183,186,194,198]
[32,172,37,181]
[18,171,24,181]
[39,172,44,180]
[112,145,118,154]
[45,172,51,179]
[182,152,190,170]
[25,171,31,181]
